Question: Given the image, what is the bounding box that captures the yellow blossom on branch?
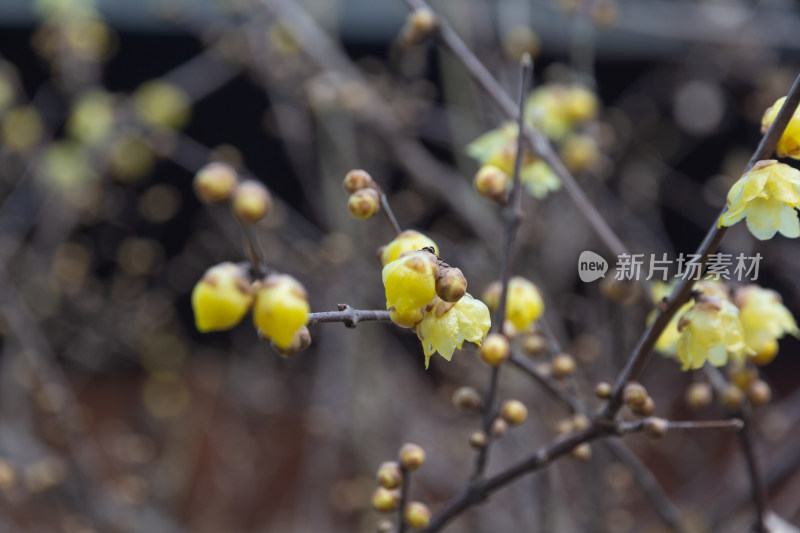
[416,295,491,368]
[676,296,752,371]
[735,285,799,365]
[252,274,310,349]
[382,249,438,313]
[191,262,253,333]
[378,230,438,267]
[761,96,800,159]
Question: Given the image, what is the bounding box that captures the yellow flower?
[490,276,544,331]
[761,96,800,159]
[416,295,491,368]
[525,84,598,141]
[382,250,438,312]
[736,285,799,365]
[676,296,752,371]
[719,160,800,240]
[521,160,561,199]
[379,230,439,267]
[192,263,253,333]
[253,274,310,349]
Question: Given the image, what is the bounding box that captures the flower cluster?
[466,83,601,202]
[651,280,797,370]
[380,233,490,368]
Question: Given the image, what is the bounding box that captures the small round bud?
[436,267,467,303]
[595,382,612,399]
[600,276,640,306]
[491,418,508,437]
[729,365,758,390]
[522,333,547,356]
[404,501,431,530]
[572,414,590,431]
[623,382,647,409]
[399,443,425,471]
[685,382,713,410]
[469,431,488,449]
[556,418,573,435]
[193,162,237,204]
[343,169,374,193]
[571,443,592,461]
[552,354,576,378]
[644,417,668,439]
[377,520,393,533]
[371,487,400,513]
[720,385,745,411]
[400,9,436,46]
[632,396,655,417]
[376,461,403,489]
[348,188,380,219]
[747,380,771,407]
[452,386,481,412]
[267,325,311,357]
[231,180,272,223]
[500,399,528,426]
[482,282,502,311]
[501,320,519,340]
[479,333,509,367]
[473,165,509,203]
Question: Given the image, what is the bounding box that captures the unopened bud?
[572,414,590,431]
[376,461,403,489]
[473,165,509,203]
[721,385,745,410]
[500,399,528,426]
[193,162,237,204]
[522,333,547,356]
[595,382,612,399]
[267,325,311,357]
[644,417,668,438]
[482,282,502,311]
[343,169,374,193]
[399,443,425,471]
[729,365,758,390]
[232,180,272,223]
[552,353,576,378]
[747,380,771,407]
[491,418,508,437]
[571,443,592,461]
[479,333,509,367]
[685,382,712,410]
[452,386,481,412]
[400,9,437,46]
[469,431,487,449]
[623,382,647,408]
[632,396,655,417]
[371,487,400,513]
[404,501,431,530]
[377,520,393,533]
[436,267,467,303]
[348,188,380,219]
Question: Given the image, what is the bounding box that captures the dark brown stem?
[617,418,744,435]
[397,465,410,533]
[508,351,582,413]
[737,410,768,533]
[239,221,267,278]
[379,190,403,236]
[307,304,391,329]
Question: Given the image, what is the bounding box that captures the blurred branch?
[308,304,391,328]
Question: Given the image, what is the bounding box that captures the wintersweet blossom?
[719,160,800,240]
[676,296,752,371]
[192,262,252,333]
[252,274,310,349]
[379,230,438,267]
[736,285,799,365]
[416,295,491,368]
[382,250,438,313]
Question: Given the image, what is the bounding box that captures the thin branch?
[737,410,768,533]
[378,190,403,236]
[307,304,391,328]
[508,351,582,413]
[617,418,744,435]
[397,465,411,533]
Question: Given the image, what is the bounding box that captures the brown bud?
[469,431,487,449]
[482,281,502,311]
[371,487,400,513]
[729,365,758,390]
[193,162,237,204]
[399,443,425,471]
[747,380,772,407]
[552,353,576,378]
[595,382,612,399]
[571,443,592,461]
[572,414,590,431]
[500,399,528,426]
[522,333,547,356]
[343,169,374,193]
[632,396,655,417]
[436,267,467,303]
[721,385,745,410]
[473,165,509,203]
[231,180,272,223]
[348,188,380,219]
[685,382,713,410]
[404,501,431,530]
[452,386,481,412]
[644,417,668,439]
[623,382,647,408]
[491,418,508,437]
[376,461,403,489]
[479,333,509,367]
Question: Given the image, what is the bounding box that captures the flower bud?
[404,501,431,530]
[632,396,655,417]
[571,443,592,461]
[348,188,381,219]
[193,162,238,204]
[561,134,598,173]
[232,180,272,223]
[435,267,467,303]
[191,262,253,333]
[685,382,712,410]
[644,417,668,439]
[452,386,481,412]
[400,9,436,46]
[252,274,310,349]
[482,281,502,311]
[552,353,576,378]
[623,382,647,408]
[479,333,509,367]
[473,165,509,203]
[747,380,771,407]
[389,306,425,328]
[399,443,425,471]
[595,382,612,399]
[379,230,439,267]
[491,418,508,437]
[729,365,758,390]
[371,487,400,513]
[377,520,393,533]
[522,333,547,356]
[721,385,745,410]
[376,461,403,489]
[506,277,545,331]
[572,414,590,431]
[500,399,528,426]
[343,169,374,193]
[268,326,311,357]
[469,431,487,449]
[383,250,438,313]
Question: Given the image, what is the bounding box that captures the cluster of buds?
[380,234,490,368]
[371,444,430,530]
[344,169,381,219]
[194,162,273,224]
[725,366,772,408]
[622,382,655,417]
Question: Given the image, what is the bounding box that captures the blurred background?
[1,0,800,531]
